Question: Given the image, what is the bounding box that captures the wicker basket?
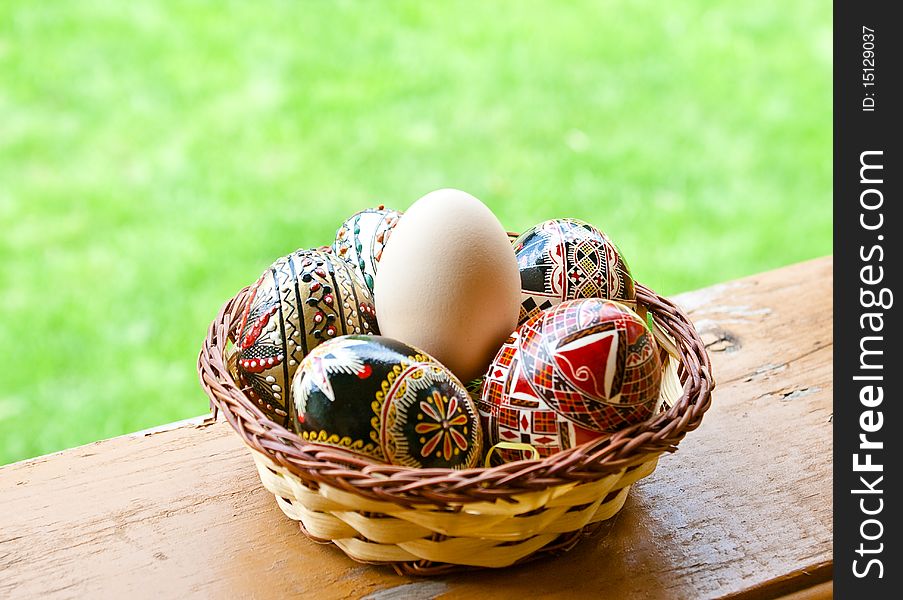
[198,280,713,575]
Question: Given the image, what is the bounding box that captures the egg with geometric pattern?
[332,205,403,293]
[291,335,483,469]
[513,219,635,326]
[478,298,662,463]
[235,249,379,427]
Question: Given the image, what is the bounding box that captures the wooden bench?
[0,257,833,599]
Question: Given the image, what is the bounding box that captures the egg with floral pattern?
[478,298,662,463]
[291,335,483,469]
[333,205,403,293]
[235,250,378,426]
[514,219,635,325]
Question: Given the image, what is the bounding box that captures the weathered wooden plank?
[719,563,832,600]
[774,581,833,600]
[0,257,833,600]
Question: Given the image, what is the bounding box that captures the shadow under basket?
[198,283,714,576]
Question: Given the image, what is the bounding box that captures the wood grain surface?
[0,257,833,600]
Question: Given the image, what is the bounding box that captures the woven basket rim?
[198,279,714,508]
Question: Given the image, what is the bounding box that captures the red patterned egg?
[236,250,379,426]
[478,298,661,462]
[332,205,402,293]
[513,219,635,325]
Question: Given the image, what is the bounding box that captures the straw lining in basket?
[198,281,713,574]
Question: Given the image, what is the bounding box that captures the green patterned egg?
[332,205,402,293]
[291,335,483,469]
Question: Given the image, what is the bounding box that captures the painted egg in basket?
[290,335,483,469]
[514,218,635,325]
[479,298,662,462]
[332,205,403,292]
[235,250,379,426]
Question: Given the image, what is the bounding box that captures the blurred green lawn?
[0,1,831,464]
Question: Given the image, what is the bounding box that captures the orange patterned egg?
[236,249,378,426]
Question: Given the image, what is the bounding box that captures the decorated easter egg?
[333,205,403,292]
[236,250,379,425]
[513,219,635,325]
[291,336,482,469]
[478,298,661,462]
[374,189,522,383]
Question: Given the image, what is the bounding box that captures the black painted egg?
[235,250,379,426]
[479,298,662,463]
[290,335,483,469]
[332,205,403,293]
[513,218,635,325]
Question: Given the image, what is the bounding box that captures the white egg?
[374,189,521,382]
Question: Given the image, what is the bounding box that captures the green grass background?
[0,1,831,464]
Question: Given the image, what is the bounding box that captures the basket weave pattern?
[198,283,713,575]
